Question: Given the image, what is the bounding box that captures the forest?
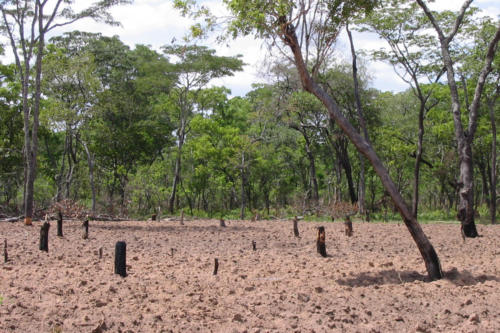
[0,0,498,231]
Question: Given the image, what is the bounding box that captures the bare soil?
[1,219,499,332]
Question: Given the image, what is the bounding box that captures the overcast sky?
[41,0,500,96]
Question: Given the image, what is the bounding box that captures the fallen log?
[0,216,23,223]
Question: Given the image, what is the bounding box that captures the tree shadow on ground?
[335,268,500,287]
[336,269,427,287]
[443,267,500,286]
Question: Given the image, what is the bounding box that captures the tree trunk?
[25,4,46,225]
[488,95,497,224]
[4,239,8,263]
[82,219,89,240]
[57,211,63,237]
[347,24,370,215]
[316,226,327,257]
[344,216,353,237]
[457,145,478,237]
[358,154,366,216]
[81,140,96,216]
[169,122,186,214]
[114,241,127,277]
[281,20,442,280]
[293,216,300,238]
[213,258,219,275]
[39,222,50,252]
[336,139,357,204]
[240,152,246,219]
[412,103,425,218]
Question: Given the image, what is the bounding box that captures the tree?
[0,53,22,211]
[416,0,500,236]
[459,17,500,224]
[175,0,443,280]
[0,0,131,225]
[42,40,100,205]
[88,36,175,213]
[162,45,243,213]
[362,1,445,217]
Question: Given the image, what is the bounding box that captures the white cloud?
[1,0,497,96]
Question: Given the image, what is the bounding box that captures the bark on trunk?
[25,4,45,225]
[4,239,8,263]
[293,216,300,238]
[114,241,127,277]
[57,211,63,237]
[39,222,50,252]
[304,134,319,203]
[316,226,327,257]
[488,95,497,224]
[280,18,442,280]
[169,120,186,214]
[81,141,96,216]
[240,152,246,219]
[412,103,425,218]
[336,139,357,204]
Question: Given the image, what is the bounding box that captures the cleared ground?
[1,218,499,332]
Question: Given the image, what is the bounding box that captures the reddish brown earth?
[1,219,499,332]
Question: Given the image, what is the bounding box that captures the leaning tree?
[174,0,443,280]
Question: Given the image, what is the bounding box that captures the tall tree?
[162,45,243,213]
[175,0,443,280]
[362,1,444,217]
[416,0,500,236]
[0,0,130,225]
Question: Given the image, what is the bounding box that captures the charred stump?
[99,247,103,259]
[220,218,226,227]
[152,213,157,221]
[57,211,63,237]
[39,222,50,252]
[114,241,127,277]
[252,240,256,251]
[82,219,89,239]
[213,258,219,275]
[316,226,327,257]
[4,239,7,263]
[344,216,353,237]
[293,216,300,238]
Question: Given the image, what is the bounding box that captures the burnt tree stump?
[213,258,219,275]
[252,240,256,251]
[39,222,50,252]
[219,218,226,227]
[115,241,127,277]
[344,216,353,237]
[57,211,63,237]
[82,219,89,239]
[316,226,327,257]
[99,247,103,259]
[152,213,157,221]
[4,239,7,263]
[293,216,300,238]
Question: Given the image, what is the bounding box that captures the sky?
[18,0,500,97]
